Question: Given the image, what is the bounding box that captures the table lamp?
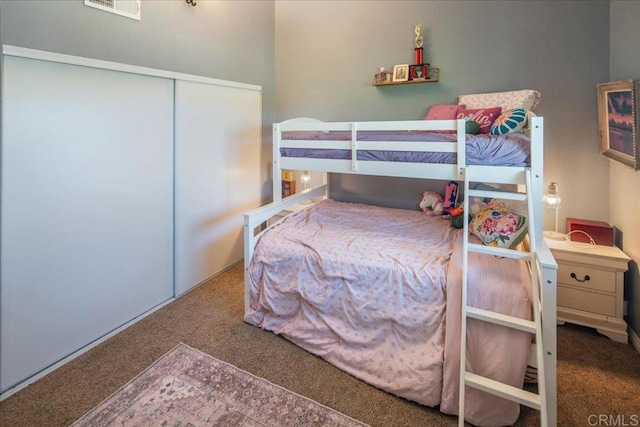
[543,182,564,240]
[300,170,312,204]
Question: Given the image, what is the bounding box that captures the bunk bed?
[243,115,557,426]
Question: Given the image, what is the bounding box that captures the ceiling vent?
[84,0,140,21]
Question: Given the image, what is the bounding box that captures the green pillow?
[465,120,481,135]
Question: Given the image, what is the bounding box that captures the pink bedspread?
[245,200,532,426]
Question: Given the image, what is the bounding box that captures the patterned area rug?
[72,343,367,426]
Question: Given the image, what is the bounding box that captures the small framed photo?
[597,80,640,169]
[282,179,296,198]
[392,64,409,82]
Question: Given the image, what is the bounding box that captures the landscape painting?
[597,80,640,169]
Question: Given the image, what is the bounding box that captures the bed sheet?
[246,199,455,406]
[245,199,533,426]
[281,131,530,166]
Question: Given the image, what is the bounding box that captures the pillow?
[458,89,541,112]
[425,104,466,134]
[470,204,528,249]
[457,107,502,134]
[425,104,465,120]
[490,108,528,135]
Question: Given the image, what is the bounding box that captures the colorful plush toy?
[442,181,459,218]
[449,197,487,228]
[418,191,444,216]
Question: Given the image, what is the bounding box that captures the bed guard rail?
[273,119,468,195]
[243,184,328,312]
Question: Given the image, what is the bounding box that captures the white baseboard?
[630,327,640,354]
[0,297,176,402]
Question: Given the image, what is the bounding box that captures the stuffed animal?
[449,197,487,229]
[467,197,489,216]
[442,181,459,218]
[418,191,444,216]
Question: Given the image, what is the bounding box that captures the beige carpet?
[71,343,366,426]
[1,262,639,426]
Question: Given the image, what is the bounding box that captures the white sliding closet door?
[174,80,261,295]
[0,56,175,391]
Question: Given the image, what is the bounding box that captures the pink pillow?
[457,107,502,134]
[425,104,465,120]
[425,104,466,133]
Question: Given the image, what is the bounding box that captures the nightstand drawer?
[558,285,616,317]
[557,264,615,293]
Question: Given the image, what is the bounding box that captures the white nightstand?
[545,238,631,343]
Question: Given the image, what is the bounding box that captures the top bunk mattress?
[280,131,530,166]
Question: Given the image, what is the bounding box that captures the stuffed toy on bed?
[449,197,488,228]
[442,181,459,218]
[418,191,444,216]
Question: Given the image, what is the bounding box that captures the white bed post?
[273,123,282,204]
[243,217,253,314]
[539,250,557,427]
[530,117,544,243]
[456,119,466,178]
[530,117,557,427]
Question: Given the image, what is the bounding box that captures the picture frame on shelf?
[597,80,640,169]
[392,64,409,82]
[282,179,296,198]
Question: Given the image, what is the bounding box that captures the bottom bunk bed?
[245,199,535,426]
[244,115,557,426]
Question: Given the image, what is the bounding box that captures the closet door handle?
[570,272,590,283]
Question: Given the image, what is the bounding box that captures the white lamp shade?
[543,181,563,239]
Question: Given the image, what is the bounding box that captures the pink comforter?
[245,200,532,426]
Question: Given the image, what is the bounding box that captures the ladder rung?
[464,372,541,409]
[467,189,527,201]
[468,243,531,260]
[466,306,536,333]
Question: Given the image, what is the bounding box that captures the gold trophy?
[414,23,426,79]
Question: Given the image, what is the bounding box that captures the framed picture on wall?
[597,80,640,169]
[392,64,409,82]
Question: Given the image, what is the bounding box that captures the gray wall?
[609,0,640,342]
[0,0,276,201]
[276,0,611,218]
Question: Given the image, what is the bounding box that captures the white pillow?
[458,89,541,112]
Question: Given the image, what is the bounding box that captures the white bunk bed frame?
[243,117,558,426]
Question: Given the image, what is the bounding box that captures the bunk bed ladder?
[458,167,548,427]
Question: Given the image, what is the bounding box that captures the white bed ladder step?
[459,167,547,427]
[467,242,531,260]
[465,307,536,334]
[464,372,542,408]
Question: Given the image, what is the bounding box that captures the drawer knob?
[570,272,590,283]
